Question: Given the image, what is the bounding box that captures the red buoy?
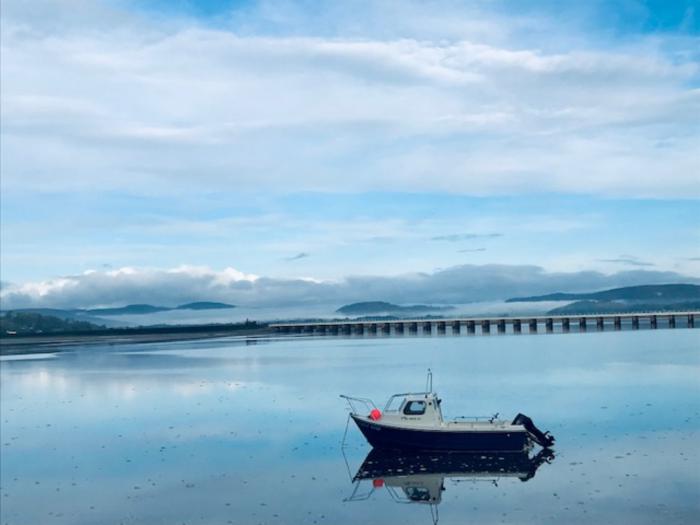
[373,478,384,488]
[369,408,382,421]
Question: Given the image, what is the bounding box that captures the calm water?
[1,330,699,524]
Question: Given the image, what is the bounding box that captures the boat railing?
[452,415,495,422]
[340,395,378,415]
[451,477,502,486]
[343,479,376,502]
[383,392,431,412]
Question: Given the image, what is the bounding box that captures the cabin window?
[405,487,431,502]
[403,400,426,415]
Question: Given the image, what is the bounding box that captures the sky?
[1,0,699,309]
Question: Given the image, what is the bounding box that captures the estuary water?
[1,329,699,524]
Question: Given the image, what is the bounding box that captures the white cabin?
[380,392,445,428]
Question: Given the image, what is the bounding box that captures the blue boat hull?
[351,415,530,452]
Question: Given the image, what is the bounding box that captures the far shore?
[0,326,274,355]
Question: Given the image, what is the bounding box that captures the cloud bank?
[1,264,696,310]
[2,0,699,198]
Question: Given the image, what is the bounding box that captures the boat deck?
[353,414,524,433]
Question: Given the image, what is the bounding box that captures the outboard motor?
[519,448,555,481]
[512,413,555,448]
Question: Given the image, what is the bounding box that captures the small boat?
[341,370,554,452]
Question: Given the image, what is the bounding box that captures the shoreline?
[0,327,274,355]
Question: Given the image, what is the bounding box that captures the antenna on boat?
[426,368,433,393]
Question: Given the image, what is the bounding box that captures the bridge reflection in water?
[271,312,697,337]
[344,448,555,524]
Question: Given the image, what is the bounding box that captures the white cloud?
[1,263,696,310]
[1,1,698,197]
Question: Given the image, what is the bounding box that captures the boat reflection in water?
[345,448,555,523]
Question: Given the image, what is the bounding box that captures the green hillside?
[507,284,700,303]
[1,312,105,334]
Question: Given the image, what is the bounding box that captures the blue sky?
[136,0,700,35]
[1,0,699,308]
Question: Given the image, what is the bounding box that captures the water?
[1,330,699,524]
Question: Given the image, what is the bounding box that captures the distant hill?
[337,301,455,316]
[548,300,700,315]
[86,302,235,315]
[3,302,237,319]
[86,304,171,315]
[1,308,125,327]
[1,311,105,335]
[507,284,700,303]
[175,302,235,310]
